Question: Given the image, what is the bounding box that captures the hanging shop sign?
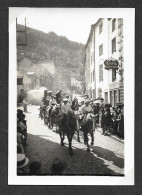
[104,59,119,70]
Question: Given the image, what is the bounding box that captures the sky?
[16,8,99,44]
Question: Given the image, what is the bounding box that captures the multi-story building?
[85,18,124,106]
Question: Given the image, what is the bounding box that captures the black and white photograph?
[9,8,134,185]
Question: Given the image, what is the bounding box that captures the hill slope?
[17,25,85,91]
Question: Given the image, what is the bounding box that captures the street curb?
[96,125,124,144]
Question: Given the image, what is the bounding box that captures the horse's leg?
[59,129,64,146]
[76,120,80,142]
[86,133,90,152]
[83,131,86,145]
[77,129,80,142]
[91,130,94,145]
[68,135,73,156]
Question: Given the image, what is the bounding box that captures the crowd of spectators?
[17,109,41,175]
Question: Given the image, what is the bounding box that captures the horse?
[58,110,77,156]
[50,104,61,131]
[39,104,46,120]
[44,105,54,128]
[80,113,97,151]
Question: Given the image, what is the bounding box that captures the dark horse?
[81,113,97,151]
[44,105,54,128]
[50,105,61,131]
[58,111,77,156]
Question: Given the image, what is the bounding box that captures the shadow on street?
[24,132,124,176]
[91,145,124,169]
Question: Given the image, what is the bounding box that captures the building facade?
[85,18,124,106]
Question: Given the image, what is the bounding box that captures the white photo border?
[9,8,135,185]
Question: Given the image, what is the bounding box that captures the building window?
[99,22,103,34]
[99,64,103,82]
[105,92,108,103]
[114,90,117,105]
[112,69,116,82]
[98,88,102,98]
[112,19,116,32]
[112,37,116,53]
[110,91,113,105]
[99,44,103,56]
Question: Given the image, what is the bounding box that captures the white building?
[85,18,124,106]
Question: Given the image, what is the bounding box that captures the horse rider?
[49,95,57,107]
[56,90,62,104]
[66,94,72,106]
[79,100,93,127]
[100,98,105,111]
[61,98,72,114]
[79,100,93,115]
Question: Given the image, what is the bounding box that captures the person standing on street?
[23,98,28,113]
[117,108,124,139]
[112,108,118,135]
[79,100,93,124]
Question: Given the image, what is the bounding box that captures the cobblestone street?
[24,105,124,176]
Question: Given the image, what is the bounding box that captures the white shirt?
[80,104,92,114]
[67,98,72,105]
[61,103,72,114]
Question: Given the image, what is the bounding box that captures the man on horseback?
[79,100,95,148]
[55,90,62,104]
[44,96,57,126]
[61,98,72,114]
[49,95,57,107]
[58,98,76,155]
[79,100,93,124]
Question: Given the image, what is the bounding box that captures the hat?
[85,100,90,104]
[29,161,41,175]
[50,158,66,174]
[63,98,68,102]
[17,154,29,169]
[17,109,23,114]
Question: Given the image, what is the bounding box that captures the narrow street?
[22,105,124,176]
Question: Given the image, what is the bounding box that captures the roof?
[85,18,103,48]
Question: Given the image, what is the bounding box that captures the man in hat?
[79,100,93,126]
[49,95,57,107]
[50,158,66,175]
[61,98,72,114]
[23,98,28,113]
[66,94,72,106]
[56,90,62,104]
[116,108,124,139]
[79,100,93,114]
[112,107,118,135]
[100,98,105,111]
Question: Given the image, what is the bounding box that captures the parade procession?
[16,17,124,176]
